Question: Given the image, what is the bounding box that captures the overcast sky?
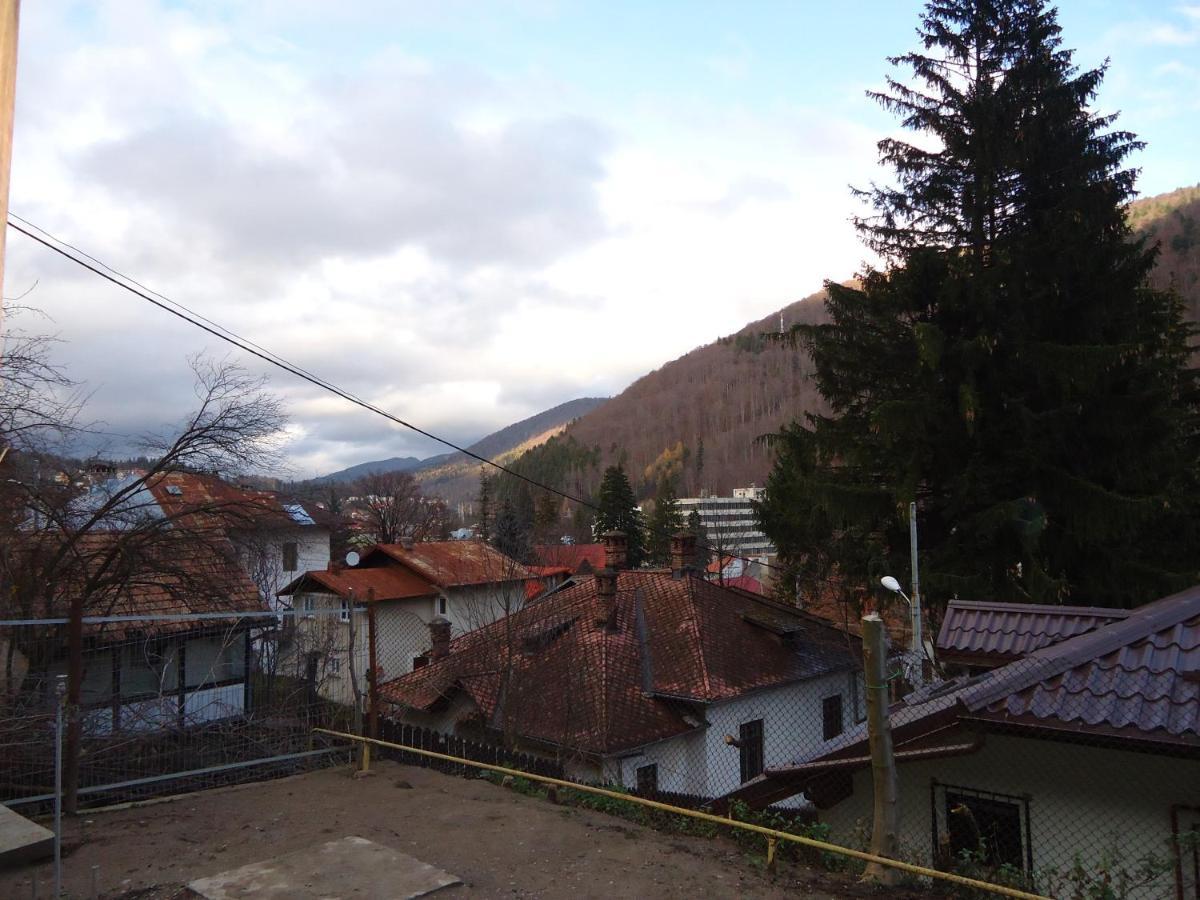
[6,1,1198,478]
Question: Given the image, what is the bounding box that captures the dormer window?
[165,485,183,496]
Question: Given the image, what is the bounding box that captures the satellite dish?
[880,575,901,593]
[345,551,361,567]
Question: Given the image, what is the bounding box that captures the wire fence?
[2,563,1198,899]
[365,566,1200,899]
[0,608,356,812]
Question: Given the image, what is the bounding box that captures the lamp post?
[880,575,925,685]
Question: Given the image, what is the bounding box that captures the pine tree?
[646,476,683,565]
[594,464,646,567]
[687,509,711,572]
[477,468,494,543]
[759,0,1199,608]
[493,498,531,563]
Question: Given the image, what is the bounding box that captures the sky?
[6,1,1199,478]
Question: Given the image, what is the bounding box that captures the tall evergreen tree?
[646,476,684,565]
[594,464,646,567]
[493,498,531,563]
[687,509,712,572]
[477,468,494,543]
[758,0,1199,608]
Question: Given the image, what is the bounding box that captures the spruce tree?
[493,498,531,563]
[476,468,494,543]
[646,476,683,565]
[758,0,1199,608]
[687,509,712,572]
[594,464,646,567]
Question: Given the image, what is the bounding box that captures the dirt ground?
[1,760,935,899]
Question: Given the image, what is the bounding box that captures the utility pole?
[0,0,20,336]
[860,613,899,885]
[909,500,922,660]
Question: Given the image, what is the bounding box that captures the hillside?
[1129,184,1200,323]
[318,454,428,483]
[500,288,832,506]
[411,397,608,504]
[497,183,1199,508]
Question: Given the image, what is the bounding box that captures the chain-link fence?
[0,608,357,812]
[365,566,1200,899]
[4,561,1197,899]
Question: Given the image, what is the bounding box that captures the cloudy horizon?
[6,1,1198,479]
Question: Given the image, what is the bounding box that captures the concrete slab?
[188,835,461,899]
[0,804,54,869]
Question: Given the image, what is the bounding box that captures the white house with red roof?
[278,540,533,705]
[379,534,865,805]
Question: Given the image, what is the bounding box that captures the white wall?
[237,525,331,609]
[611,670,864,804]
[818,733,1200,899]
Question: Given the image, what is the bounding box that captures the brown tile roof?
[7,532,266,641]
[147,471,332,531]
[726,585,1200,808]
[364,541,531,588]
[533,544,606,574]
[937,599,1131,665]
[380,570,858,756]
[277,566,437,602]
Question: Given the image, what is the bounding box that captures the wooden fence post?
[861,612,900,885]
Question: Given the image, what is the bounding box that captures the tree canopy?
[594,464,646,567]
[758,0,1199,609]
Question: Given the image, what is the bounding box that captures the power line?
[6,215,786,574]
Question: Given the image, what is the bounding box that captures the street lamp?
[880,574,925,684]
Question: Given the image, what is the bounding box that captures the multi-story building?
[677,485,775,561]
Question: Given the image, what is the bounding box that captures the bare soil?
[1,760,936,899]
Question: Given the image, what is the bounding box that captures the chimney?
[429,615,451,661]
[595,568,618,599]
[401,536,415,550]
[670,531,696,579]
[601,531,627,570]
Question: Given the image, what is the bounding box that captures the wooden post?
[367,590,379,745]
[0,0,19,333]
[860,613,900,885]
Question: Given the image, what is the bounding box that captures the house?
[2,533,268,735]
[677,487,776,559]
[146,471,333,606]
[724,586,1200,899]
[379,533,864,805]
[278,540,533,705]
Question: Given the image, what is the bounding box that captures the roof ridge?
[944,599,1132,617]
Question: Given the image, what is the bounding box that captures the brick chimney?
[670,532,696,579]
[601,531,627,570]
[595,568,618,599]
[429,615,451,661]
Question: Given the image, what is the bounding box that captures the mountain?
[414,397,608,504]
[317,397,608,496]
[318,455,428,483]
[500,183,1199,507]
[1129,183,1200,324]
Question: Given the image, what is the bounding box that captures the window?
[438,597,447,616]
[822,694,844,740]
[301,595,315,617]
[739,719,764,783]
[282,542,298,572]
[339,599,350,623]
[327,656,341,674]
[934,783,1030,874]
[636,764,658,795]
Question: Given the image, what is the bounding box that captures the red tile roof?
[937,599,1130,665]
[147,471,332,531]
[380,570,858,756]
[533,544,606,574]
[278,565,437,602]
[364,541,531,588]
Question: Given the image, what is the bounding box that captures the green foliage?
[759,0,1200,608]
[476,468,493,543]
[646,476,684,565]
[1037,835,1188,900]
[490,435,601,545]
[493,497,532,563]
[726,801,847,872]
[595,464,647,567]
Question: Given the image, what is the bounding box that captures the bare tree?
[0,347,288,811]
[352,470,449,544]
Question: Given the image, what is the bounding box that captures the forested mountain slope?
[1130,184,1200,324]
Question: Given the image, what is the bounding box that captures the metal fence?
[3,570,1198,899]
[0,608,357,812]
[364,570,1200,899]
